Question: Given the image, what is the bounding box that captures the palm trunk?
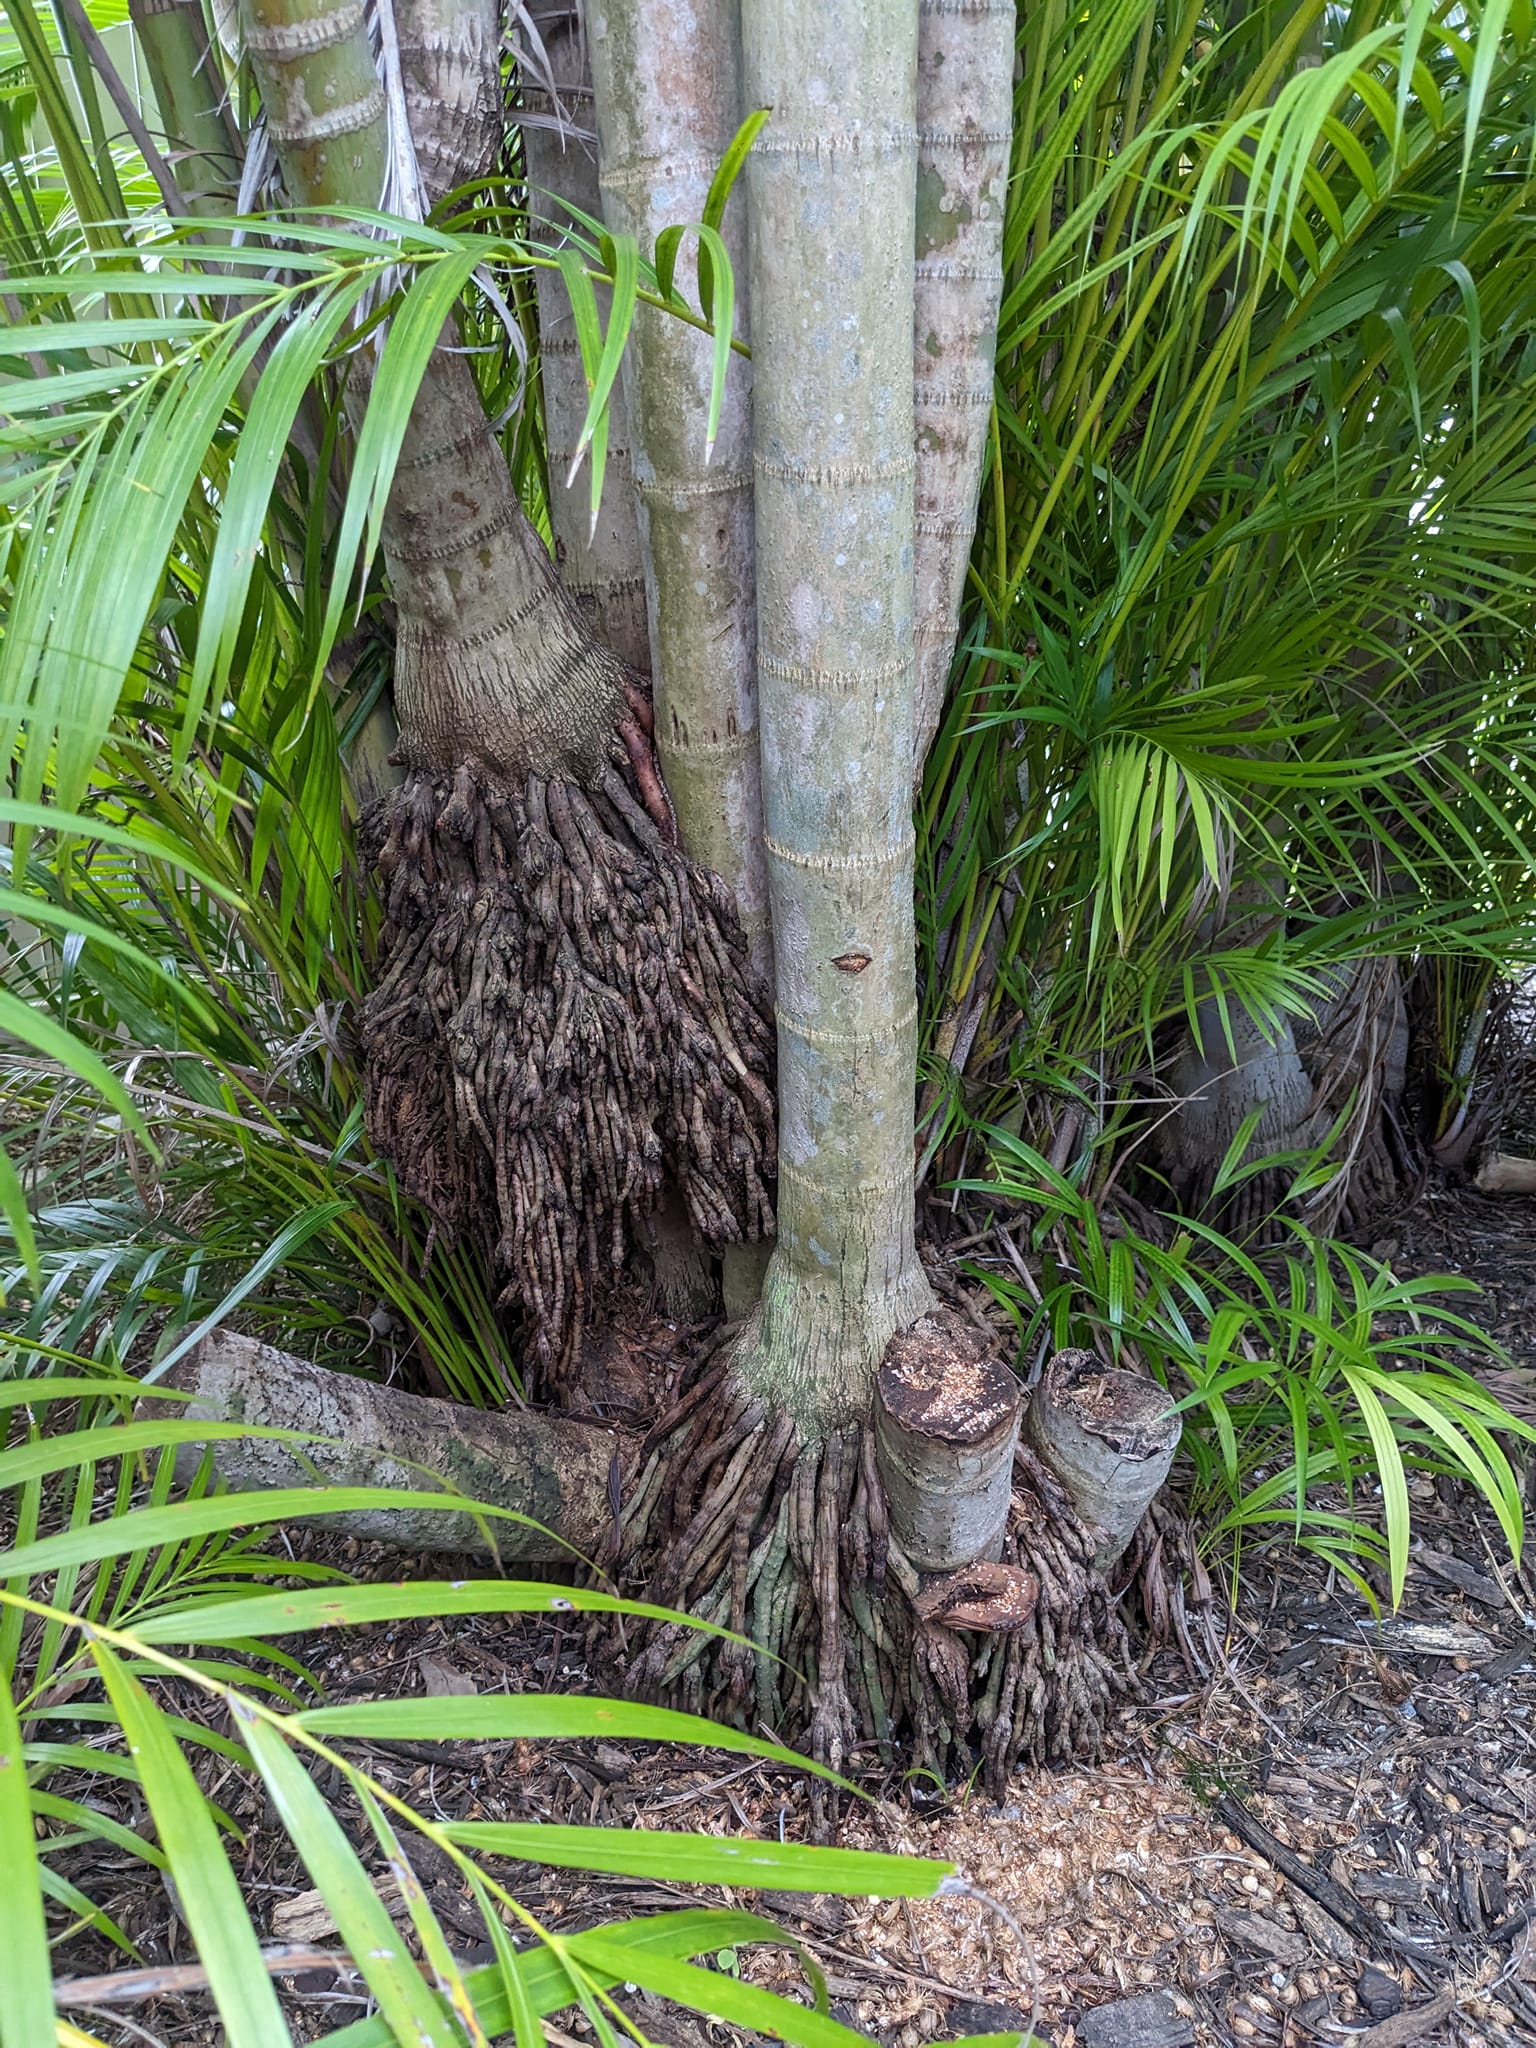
[617,0,1137,1790]
[220,0,1138,1784]
[524,7,747,1324]
[162,1330,625,1558]
[736,0,933,1428]
[911,0,1013,777]
[584,0,770,985]
[521,6,652,674]
[241,0,774,1382]
[397,0,504,207]
[585,0,773,1317]
[623,0,933,1766]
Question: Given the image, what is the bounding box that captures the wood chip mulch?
[44,1188,1536,2047]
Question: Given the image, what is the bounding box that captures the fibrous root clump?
[618,1350,1139,1796]
[360,753,776,1380]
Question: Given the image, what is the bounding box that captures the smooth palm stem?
[910,0,1013,778]
[240,0,386,210]
[737,0,933,1428]
[521,6,651,673]
[126,0,239,212]
[586,0,770,983]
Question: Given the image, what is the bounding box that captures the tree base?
[157,1326,1171,1797]
[360,753,775,1385]
[616,1344,1141,1797]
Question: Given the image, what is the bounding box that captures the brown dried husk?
[359,756,775,1377]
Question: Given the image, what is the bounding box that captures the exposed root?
[616,1365,1139,1796]
[1119,1488,1195,1648]
[360,753,775,1384]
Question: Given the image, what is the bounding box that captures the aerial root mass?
[616,1349,1143,1796]
[359,756,776,1382]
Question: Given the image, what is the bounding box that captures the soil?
[39,1184,1536,2048]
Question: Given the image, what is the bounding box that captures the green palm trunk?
[736,0,932,1425]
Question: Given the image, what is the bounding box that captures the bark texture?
[398,0,503,207]
[156,1331,625,1557]
[522,5,652,673]
[586,0,771,985]
[911,0,1013,777]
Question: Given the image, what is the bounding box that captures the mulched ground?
[46,1185,1536,2048]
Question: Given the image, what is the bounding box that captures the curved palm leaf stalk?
[910,0,1013,777]
[618,0,1132,1791]
[520,3,652,673]
[240,0,775,1387]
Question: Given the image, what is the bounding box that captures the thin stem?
[57,0,193,219]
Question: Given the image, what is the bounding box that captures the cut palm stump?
[1025,1347,1181,1572]
[875,1311,1021,1573]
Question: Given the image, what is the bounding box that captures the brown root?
[359,752,775,1385]
[615,1362,1140,1796]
